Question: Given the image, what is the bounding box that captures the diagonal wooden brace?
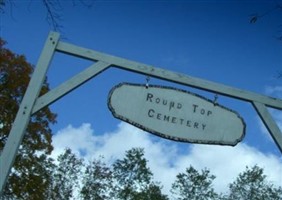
[252,101,282,153]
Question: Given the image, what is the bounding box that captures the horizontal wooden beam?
[56,41,282,111]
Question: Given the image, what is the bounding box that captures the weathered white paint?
[108,83,246,146]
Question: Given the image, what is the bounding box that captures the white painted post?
[0,32,60,194]
[1,31,282,196]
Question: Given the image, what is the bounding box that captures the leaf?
[250,15,258,24]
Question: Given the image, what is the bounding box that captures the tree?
[249,2,282,40]
[170,166,218,200]
[0,0,93,32]
[80,157,114,200]
[48,148,83,200]
[0,39,57,198]
[113,148,168,200]
[226,165,282,200]
[1,154,56,199]
[249,2,282,78]
[137,183,169,200]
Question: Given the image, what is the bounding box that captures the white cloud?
[51,123,97,160]
[265,86,282,98]
[256,107,282,143]
[52,122,282,196]
[181,144,282,193]
[255,85,282,142]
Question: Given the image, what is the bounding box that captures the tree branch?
[42,0,63,32]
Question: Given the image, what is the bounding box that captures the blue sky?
[1,0,282,196]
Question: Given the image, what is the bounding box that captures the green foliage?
[80,158,114,200]
[2,154,56,199]
[0,41,281,199]
[1,145,282,199]
[49,148,83,200]
[113,148,168,200]
[113,148,151,190]
[140,184,169,200]
[0,38,170,199]
[171,166,218,200]
[226,165,282,200]
[0,38,57,199]
[0,48,280,199]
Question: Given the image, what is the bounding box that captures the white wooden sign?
[108,83,246,146]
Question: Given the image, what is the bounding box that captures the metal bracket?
[1,31,282,194]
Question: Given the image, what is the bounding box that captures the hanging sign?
[108,83,245,146]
